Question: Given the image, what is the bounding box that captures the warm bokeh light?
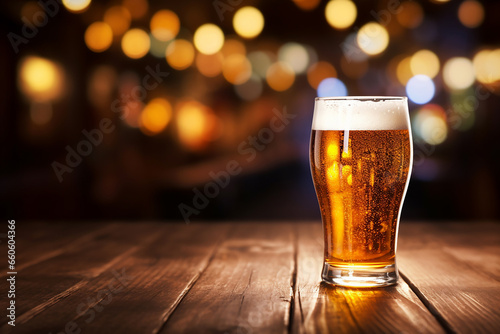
[121,29,150,59]
[266,62,295,91]
[221,39,246,58]
[194,24,225,55]
[357,22,389,56]
[317,78,347,97]
[222,54,252,85]
[30,102,53,125]
[85,22,113,53]
[248,51,273,78]
[18,56,64,102]
[233,6,264,39]
[149,34,170,58]
[307,61,337,89]
[235,74,263,101]
[340,57,368,79]
[21,2,42,22]
[396,2,423,29]
[62,0,91,13]
[413,104,448,145]
[278,43,310,74]
[473,49,500,84]
[88,66,117,109]
[122,0,148,20]
[396,56,413,85]
[458,0,484,28]
[325,0,357,30]
[176,100,217,150]
[410,50,440,78]
[150,10,180,42]
[196,52,224,77]
[443,57,475,90]
[140,98,172,135]
[406,75,435,104]
[166,39,195,70]
[292,0,321,11]
[104,6,131,36]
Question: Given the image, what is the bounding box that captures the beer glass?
[310,97,412,287]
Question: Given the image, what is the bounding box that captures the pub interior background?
[1,0,499,222]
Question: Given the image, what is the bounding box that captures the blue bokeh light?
[317,78,348,97]
[406,75,435,104]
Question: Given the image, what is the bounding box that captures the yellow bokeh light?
[473,49,500,84]
[307,61,337,89]
[223,54,252,85]
[166,39,195,70]
[194,24,225,55]
[122,0,148,20]
[176,100,217,150]
[18,56,64,102]
[62,0,91,13]
[221,39,246,58]
[278,43,310,74]
[443,57,475,90]
[414,105,448,145]
[150,10,180,42]
[325,0,357,30]
[121,29,150,59]
[410,50,440,78]
[85,22,113,53]
[357,22,389,56]
[233,6,264,39]
[196,52,224,77]
[266,61,295,91]
[458,0,484,28]
[293,0,321,11]
[140,98,172,135]
[104,6,131,36]
[396,2,423,29]
[396,56,413,85]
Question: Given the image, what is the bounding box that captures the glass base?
[322,262,398,288]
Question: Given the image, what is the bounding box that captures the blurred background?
[1,0,499,222]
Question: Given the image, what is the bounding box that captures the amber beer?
[310,97,412,287]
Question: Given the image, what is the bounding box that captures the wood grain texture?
[293,223,446,334]
[398,222,500,334]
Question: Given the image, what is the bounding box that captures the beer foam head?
[312,97,410,130]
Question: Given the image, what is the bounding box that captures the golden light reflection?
[233,6,264,39]
[222,54,252,85]
[396,2,423,29]
[18,56,64,102]
[166,39,195,70]
[410,50,440,78]
[473,49,500,84]
[325,0,357,30]
[292,0,321,11]
[121,28,150,59]
[357,22,389,56]
[307,61,337,89]
[176,100,217,150]
[194,24,225,55]
[443,57,475,90]
[396,56,413,85]
[140,98,172,135]
[150,10,180,42]
[104,6,131,36]
[266,61,295,91]
[62,0,91,13]
[85,22,113,53]
[196,52,224,77]
[122,0,148,20]
[458,0,484,28]
[221,39,246,58]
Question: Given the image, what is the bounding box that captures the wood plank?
[294,222,446,334]
[159,223,295,334]
[14,223,231,334]
[398,222,500,334]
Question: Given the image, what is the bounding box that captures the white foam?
[312,97,410,131]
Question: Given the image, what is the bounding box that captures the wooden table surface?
[1,221,499,334]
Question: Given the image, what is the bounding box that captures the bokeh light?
[307,61,337,89]
[30,102,53,125]
[194,24,225,55]
[176,100,217,150]
[235,74,263,101]
[122,0,148,20]
[140,98,172,135]
[278,43,310,74]
[396,2,424,29]
[88,66,117,109]
[473,49,500,84]
[357,22,389,56]
[221,39,246,58]
[166,39,195,70]
[150,10,180,42]
[410,50,440,78]
[84,22,113,53]
[233,6,264,39]
[396,56,413,85]
[222,54,252,85]
[248,51,273,78]
[196,52,224,77]
[149,34,170,58]
[18,56,64,102]
[104,6,131,37]
[325,0,357,30]
[266,62,295,91]
[458,1,484,28]
[413,104,448,145]
[406,75,435,104]
[293,0,321,11]
[121,29,150,59]
[317,78,347,97]
[443,57,475,90]
[62,0,91,13]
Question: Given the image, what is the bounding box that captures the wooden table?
[1,221,499,333]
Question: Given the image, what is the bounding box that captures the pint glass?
[310,97,412,287]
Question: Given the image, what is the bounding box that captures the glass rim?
[315,96,407,102]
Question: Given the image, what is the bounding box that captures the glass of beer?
[310,97,412,287]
